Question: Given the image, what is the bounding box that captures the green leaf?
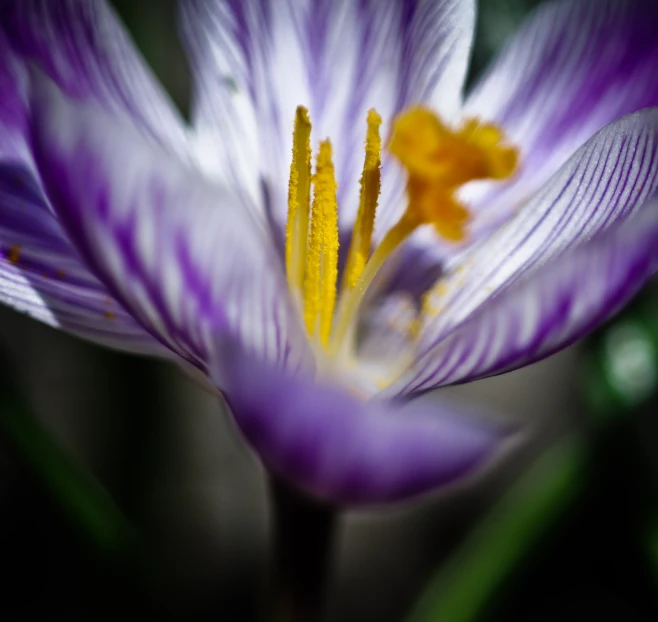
[405,438,586,622]
[0,394,137,556]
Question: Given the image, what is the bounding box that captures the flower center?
[284,105,518,357]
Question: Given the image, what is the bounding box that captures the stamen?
[283,103,518,361]
[343,109,382,289]
[332,108,518,351]
[332,211,418,351]
[285,106,312,294]
[303,140,339,345]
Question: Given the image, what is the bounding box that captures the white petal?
[28,73,312,373]
[2,0,192,159]
[415,109,658,355]
[180,0,476,231]
[389,200,658,395]
[463,0,658,225]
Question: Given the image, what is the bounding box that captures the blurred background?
[3,0,658,620]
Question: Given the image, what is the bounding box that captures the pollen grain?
[286,106,312,294]
[7,244,20,265]
[343,109,382,289]
[303,140,339,345]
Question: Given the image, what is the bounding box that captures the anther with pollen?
[284,104,518,356]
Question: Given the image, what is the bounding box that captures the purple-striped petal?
[0,31,164,355]
[0,0,192,159]
[390,200,658,397]
[0,162,167,355]
[27,73,311,374]
[213,338,504,505]
[0,31,28,164]
[411,109,658,363]
[180,0,474,230]
[463,0,658,224]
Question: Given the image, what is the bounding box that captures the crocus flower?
[1,0,658,505]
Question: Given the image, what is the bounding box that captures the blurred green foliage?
[406,439,586,622]
[582,294,658,418]
[469,0,543,84]
[0,385,136,556]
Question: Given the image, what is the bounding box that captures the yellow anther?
[303,140,339,345]
[283,103,518,360]
[343,109,382,289]
[388,107,518,241]
[286,106,312,294]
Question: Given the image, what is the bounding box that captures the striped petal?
[213,337,504,505]
[0,162,167,356]
[179,0,474,229]
[0,31,163,355]
[411,109,658,364]
[0,31,28,164]
[27,73,311,374]
[463,0,658,224]
[0,0,192,159]
[390,200,658,396]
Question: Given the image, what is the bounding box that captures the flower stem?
[269,477,337,622]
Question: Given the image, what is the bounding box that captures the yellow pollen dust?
[286,107,312,291]
[303,140,339,344]
[343,109,382,289]
[8,244,20,265]
[388,107,518,241]
[286,106,383,349]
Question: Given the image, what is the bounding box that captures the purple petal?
[464,0,658,222]
[0,0,191,159]
[180,0,474,231]
[0,31,28,163]
[377,235,445,301]
[213,338,504,505]
[0,35,163,355]
[391,199,658,396]
[27,73,311,373]
[0,163,168,355]
[412,109,658,362]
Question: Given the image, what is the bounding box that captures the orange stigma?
[388,107,518,241]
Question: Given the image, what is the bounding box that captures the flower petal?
[0,35,164,355]
[0,31,28,163]
[179,0,475,228]
[0,0,192,159]
[413,109,658,361]
[0,162,168,355]
[213,338,504,505]
[464,0,658,221]
[378,238,445,300]
[27,73,311,373]
[390,200,658,397]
